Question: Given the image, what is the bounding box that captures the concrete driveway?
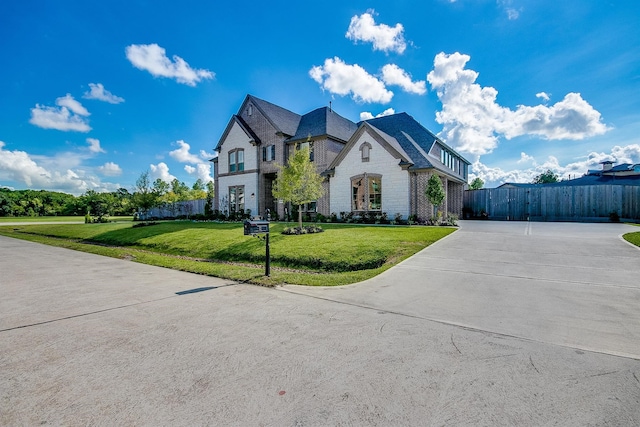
[283,221,640,359]
[1,221,639,425]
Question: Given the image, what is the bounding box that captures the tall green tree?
[469,177,484,190]
[132,171,159,219]
[272,144,324,228]
[532,169,559,184]
[204,180,215,217]
[425,174,446,218]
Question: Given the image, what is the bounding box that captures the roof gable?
[214,115,260,152]
[328,122,413,172]
[243,95,301,136]
[287,107,358,143]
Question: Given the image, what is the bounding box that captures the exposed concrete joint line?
[276,287,640,361]
[0,283,238,333]
[0,296,179,333]
[396,264,640,291]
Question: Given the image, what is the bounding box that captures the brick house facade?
[213,95,470,220]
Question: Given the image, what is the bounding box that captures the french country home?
[212,95,470,220]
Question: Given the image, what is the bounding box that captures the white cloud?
[427,52,609,157]
[83,83,125,104]
[381,64,426,95]
[0,141,118,194]
[169,140,202,163]
[86,138,105,154]
[497,0,520,20]
[517,152,535,164]
[345,10,407,54]
[184,163,213,183]
[125,43,214,86]
[29,94,91,132]
[199,149,216,160]
[536,92,550,102]
[98,162,122,177]
[360,108,396,121]
[169,140,214,182]
[149,162,176,183]
[310,57,393,104]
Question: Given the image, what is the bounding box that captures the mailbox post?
[243,219,270,276]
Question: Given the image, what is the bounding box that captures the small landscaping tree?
[425,174,446,219]
[272,144,324,229]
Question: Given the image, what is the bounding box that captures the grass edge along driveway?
[0,221,456,287]
[624,223,640,248]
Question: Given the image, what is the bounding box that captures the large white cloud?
[125,43,214,86]
[427,52,609,157]
[346,10,407,54]
[310,57,393,104]
[149,162,176,183]
[0,141,119,194]
[169,140,214,183]
[83,83,125,104]
[29,94,91,132]
[169,140,202,163]
[184,163,213,183]
[381,64,426,95]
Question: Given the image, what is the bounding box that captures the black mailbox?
[244,219,269,235]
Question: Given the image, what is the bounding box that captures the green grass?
[0,216,134,223]
[0,221,455,286]
[623,231,640,248]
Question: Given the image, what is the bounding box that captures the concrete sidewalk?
[1,223,640,425]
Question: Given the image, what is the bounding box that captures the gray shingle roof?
[287,107,358,143]
[249,95,301,136]
[362,112,470,170]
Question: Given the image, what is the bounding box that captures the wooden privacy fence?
[464,185,640,222]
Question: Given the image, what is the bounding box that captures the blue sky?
[1,0,639,194]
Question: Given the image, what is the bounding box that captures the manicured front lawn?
[0,221,455,286]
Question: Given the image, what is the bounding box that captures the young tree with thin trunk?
[425,174,446,219]
[272,144,324,229]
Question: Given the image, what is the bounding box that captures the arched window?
[359,142,372,162]
[351,173,382,212]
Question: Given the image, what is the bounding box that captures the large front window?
[351,174,382,212]
[229,186,245,213]
[229,149,244,173]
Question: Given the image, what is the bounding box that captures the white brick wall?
[217,121,259,214]
[217,122,258,173]
[330,130,410,217]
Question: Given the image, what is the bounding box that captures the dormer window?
[247,104,253,116]
[360,142,371,162]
